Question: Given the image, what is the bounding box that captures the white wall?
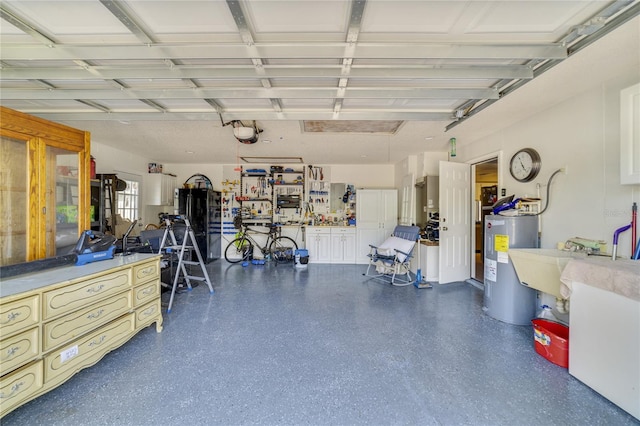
[452,22,639,258]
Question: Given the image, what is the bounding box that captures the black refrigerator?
[177,188,221,262]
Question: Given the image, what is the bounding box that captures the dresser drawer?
[0,295,39,339]
[135,299,162,330]
[43,292,131,352]
[44,314,135,384]
[332,227,356,235]
[132,280,160,308]
[43,269,131,320]
[306,227,331,235]
[0,327,39,377]
[132,260,160,285]
[0,360,44,417]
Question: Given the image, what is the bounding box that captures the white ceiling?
[1,0,638,165]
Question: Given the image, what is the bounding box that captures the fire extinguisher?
[90,156,96,179]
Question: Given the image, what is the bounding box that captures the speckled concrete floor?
[3,262,638,425]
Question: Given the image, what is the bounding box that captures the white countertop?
[0,253,160,298]
[560,256,640,302]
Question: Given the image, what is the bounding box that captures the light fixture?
[240,156,304,164]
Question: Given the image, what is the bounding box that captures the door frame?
[469,151,503,286]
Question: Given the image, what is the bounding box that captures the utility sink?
[509,249,588,299]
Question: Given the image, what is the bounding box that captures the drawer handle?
[86,284,105,294]
[140,266,154,276]
[0,381,24,399]
[87,309,105,320]
[142,306,157,316]
[1,312,21,325]
[141,287,154,296]
[4,346,20,359]
[88,335,106,347]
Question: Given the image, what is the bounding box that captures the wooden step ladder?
[158,216,214,313]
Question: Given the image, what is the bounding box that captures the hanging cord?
[534,169,563,216]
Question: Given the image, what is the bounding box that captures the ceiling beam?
[99,0,154,45]
[2,87,499,100]
[0,65,534,80]
[0,43,567,61]
[29,110,454,122]
[0,4,57,46]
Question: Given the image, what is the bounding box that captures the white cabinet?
[306,227,331,263]
[410,241,439,282]
[620,83,640,185]
[356,189,398,264]
[147,173,177,206]
[330,227,356,264]
[306,226,357,263]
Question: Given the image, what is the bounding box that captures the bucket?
[294,249,309,269]
[532,319,569,368]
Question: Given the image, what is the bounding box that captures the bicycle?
[224,219,298,264]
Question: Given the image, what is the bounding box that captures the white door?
[380,189,398,236]
[439,161,471,284]
[399,174,414,225]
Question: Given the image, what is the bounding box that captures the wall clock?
[509,148,541,182]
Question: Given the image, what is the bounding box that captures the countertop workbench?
[560,255,640,301]
[0,253,160,298]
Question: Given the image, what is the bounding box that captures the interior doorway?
[472,158,498,283]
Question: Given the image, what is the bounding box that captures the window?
[116,178,140,222]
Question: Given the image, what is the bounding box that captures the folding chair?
[364,225,421,286]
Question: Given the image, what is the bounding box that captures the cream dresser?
[0,253,163,417]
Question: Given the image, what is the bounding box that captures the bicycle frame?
[236,225,279,257]
[225,223,297,264]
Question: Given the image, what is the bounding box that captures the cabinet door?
[356,190,381,230]
[342,231,357,263]
[307,228,330,263]
[356,227,384,264]
[317,233,331,262]
[330,233,344,263]
[147,174,175,206]
[0,136,28,264]
[162,175,177,205]
[380,189,398,236]
[1,107,90,264]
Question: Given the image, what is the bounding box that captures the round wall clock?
[509,148,541,182]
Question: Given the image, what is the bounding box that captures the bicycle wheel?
[224,237,253,264]
[269,236,298,263]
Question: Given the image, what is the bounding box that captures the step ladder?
[158,216,214,313]
[97,174,117,234]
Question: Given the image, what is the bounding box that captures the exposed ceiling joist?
[0,65,534,81]
[0,43,568,61]
[1,0,637,165]
[32,111,453,122]
[2,87,499,101]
